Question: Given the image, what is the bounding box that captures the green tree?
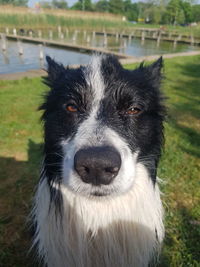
[52,0,68,9]
[181,0,193,23]
[0,0,28,6]
[124,1,139,21]
[95,0,109,12]
[71,0,82,10]
[71,0,93,11]
[192,4,200,21]
[109,0,124,14]
[84,0,93,11]
[167,0,183,24]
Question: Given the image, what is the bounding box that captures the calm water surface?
[0,33,199,74]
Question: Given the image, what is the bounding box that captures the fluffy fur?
[32,54,165,267]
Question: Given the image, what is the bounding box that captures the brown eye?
[126,107,141,115]
[65,103,78,113]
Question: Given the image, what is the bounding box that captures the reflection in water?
[2,51,9,64]
[18,54,24,65]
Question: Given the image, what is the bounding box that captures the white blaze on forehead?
[84,55,105,104]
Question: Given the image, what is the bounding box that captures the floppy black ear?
[45,56,66,84]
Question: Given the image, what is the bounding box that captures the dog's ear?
[139,57,163,89]
[45,56,66,84]
[147,56,163,78]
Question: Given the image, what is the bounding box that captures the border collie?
[32,54,165,267]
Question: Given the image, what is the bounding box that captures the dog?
[32,54,165,267]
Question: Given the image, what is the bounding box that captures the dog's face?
[41,55,164,198]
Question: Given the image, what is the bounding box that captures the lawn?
[0,55,200,266]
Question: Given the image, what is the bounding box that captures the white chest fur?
[33,164,164,267]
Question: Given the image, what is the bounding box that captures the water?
[0,33,199,74]
[0,40,91,74]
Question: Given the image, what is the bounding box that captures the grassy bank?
[0,5,200,37]
[0,55,200,266]
[0,5,131,32]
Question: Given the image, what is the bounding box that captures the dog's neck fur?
[33,163,164,267]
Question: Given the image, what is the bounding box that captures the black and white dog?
[32,54,165,267]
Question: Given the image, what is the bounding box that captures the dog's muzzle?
[74,146,121,186]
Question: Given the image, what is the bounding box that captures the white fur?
[32,55,165,266]
[61,126,138,197]
[33,163,164,267]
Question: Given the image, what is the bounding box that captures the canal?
[0,32,199,74]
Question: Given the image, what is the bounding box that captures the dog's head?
[41,55,165,198]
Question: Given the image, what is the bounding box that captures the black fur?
[40,54,165,199]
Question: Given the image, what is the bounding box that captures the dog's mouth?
[91,191,108,197]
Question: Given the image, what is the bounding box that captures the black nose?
[74,146,121,186]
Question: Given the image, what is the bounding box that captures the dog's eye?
[125,107,141,115]
[65,103,78,113]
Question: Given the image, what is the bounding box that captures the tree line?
[1,0,200,24]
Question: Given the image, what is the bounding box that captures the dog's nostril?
[84,166,90,174]
[74,146,121,186]
[105,166,119,174]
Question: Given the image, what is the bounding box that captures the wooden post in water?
[13,28,17,36]
[29,31,33,38]
[173,38,177,48]
[72,32,77,43]
[115,33,119,42]
[60,33,64,40]
[86,35,91,45]
[190,35,194,45]
[58,26,62,38]
[83,30,87,40]
[39,44,44,60]
[1,34,7,52]
[17,39,23,55]
[103,34,107,47]
[153,31,156,39]
[141,31,145,41]
[123,39,127,48]
[49,30,53,40]
[141,31,145,45]
[38,30,42,38]
[157,34,161,47]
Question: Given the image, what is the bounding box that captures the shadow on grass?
[168,118,200,158]
[160,204,200,266]
[166,58,200,158]
[169,61,200,120]
[0,140,43,267]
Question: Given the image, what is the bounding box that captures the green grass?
[1,11,200,38]
[0,55,200,266]
[0,13,134,32]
